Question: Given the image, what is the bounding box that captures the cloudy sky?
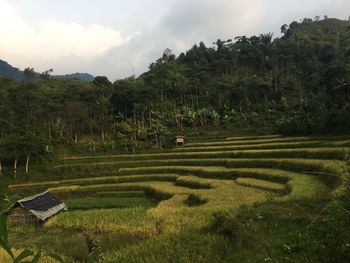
[0,0,349,80]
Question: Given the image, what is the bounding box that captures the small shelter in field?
[4,191,67,223]
[176,135,185,147]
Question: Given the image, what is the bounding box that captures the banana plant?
[0,216,64,263]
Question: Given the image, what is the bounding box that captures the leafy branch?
[0,216,64,263]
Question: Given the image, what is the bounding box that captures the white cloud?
[0,0,267,78]
[0,0,136,73]
[1,0,350,80]
[100,0,267,79]
[0,0,19,28]
[161,0,266,44]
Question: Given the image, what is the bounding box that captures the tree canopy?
[0,17,350,163]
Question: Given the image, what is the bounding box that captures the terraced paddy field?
[2,134,350,262]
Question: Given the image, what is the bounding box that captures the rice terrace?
[1,1,350,262]
[0,132,349,262]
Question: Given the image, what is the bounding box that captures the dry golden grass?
[45,179,274,233]
[184,136,311,147]
[236,177,286,192]
[173,140,350,152]
[56,147,349,168]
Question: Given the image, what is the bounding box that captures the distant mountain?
[0,59,94,81]
[54,73,94,81]
[0,60,24,81]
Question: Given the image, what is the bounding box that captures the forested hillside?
[0,62,94,82]
[0,60,24,81]
[0,18,350,165]
[139,18,350,134]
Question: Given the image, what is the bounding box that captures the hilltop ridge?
[0,60,94,81]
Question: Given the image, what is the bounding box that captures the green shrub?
[184,194,207,206]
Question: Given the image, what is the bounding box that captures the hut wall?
[8,208,40,223]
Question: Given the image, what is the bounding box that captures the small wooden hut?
[176,136,185,147]
[4,191,67,224]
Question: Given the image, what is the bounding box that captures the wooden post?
[14,159,17,178]
[133,103,137,141]
[25,155,30,174]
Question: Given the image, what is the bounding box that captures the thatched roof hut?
[4,191,67,223]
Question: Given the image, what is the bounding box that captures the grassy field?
[1,133,350,262]
[65,196,158,209]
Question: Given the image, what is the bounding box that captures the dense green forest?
[0,18,350,168]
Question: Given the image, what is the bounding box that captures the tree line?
[0,17,350,174]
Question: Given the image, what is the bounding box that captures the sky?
[0,0,349,80]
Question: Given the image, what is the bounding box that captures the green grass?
[53,157,347,190]
[118,166,331,199]
[104,231,234,263]
[56,146,349,164]
[96,190,147,197]
[44,180,276,233]
[65,196,157,209]
[224,134,282,141]
[174,140,350,152]
[184,136,312,147]
[46,207,157,237]
[236,178,286,193]
[4,133,350,262]
[7,227,85,262]
[207,196,350,262]
[118,164,342,185]
[57,147,349,167]
[9,174,179,191]
[44,171,328,210]
[185,135,350,147]
[0,248,73,263]
[175,176,212,189]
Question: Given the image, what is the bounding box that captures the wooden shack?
[4,191,67,224]
[176,136,185,147]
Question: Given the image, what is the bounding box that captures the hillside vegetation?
[1,18,350,171]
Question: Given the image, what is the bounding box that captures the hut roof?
[5,191,67,221]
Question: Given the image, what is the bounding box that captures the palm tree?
[259,33,274,48]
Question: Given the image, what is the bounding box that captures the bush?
[184,194,207,206]
[302,199,350,262]
[208,212,257,247]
